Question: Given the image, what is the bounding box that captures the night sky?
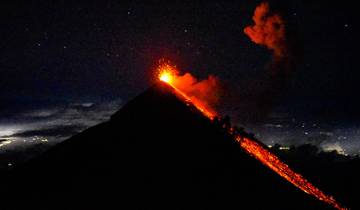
[0,1,358,156]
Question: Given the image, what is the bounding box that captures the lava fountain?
[157,64,347,210]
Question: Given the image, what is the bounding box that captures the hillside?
[1,82,333,209]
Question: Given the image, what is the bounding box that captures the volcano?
[2,82,335,209]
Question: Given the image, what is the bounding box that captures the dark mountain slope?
[2,82,333,209]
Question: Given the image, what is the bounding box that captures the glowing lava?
[160,72,173,83]
[157,64,347,210]
[158,63,217,120]
[238,136,346,210]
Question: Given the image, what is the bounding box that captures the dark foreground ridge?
[1,82,334,209]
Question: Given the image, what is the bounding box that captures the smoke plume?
[172,73,220,109]
[244,2,287,59]
[227,1,298,123]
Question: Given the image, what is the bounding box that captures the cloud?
[22,109,60,118]
[321,142,346,155]
[0,98,122,150]
[4,125,84,138]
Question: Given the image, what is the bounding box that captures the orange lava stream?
[237,136,346,210]
[158,70,346,210]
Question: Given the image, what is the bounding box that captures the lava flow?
[238,136,346,210]
[157,65,347,210]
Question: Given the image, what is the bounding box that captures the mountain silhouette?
[1,82,334,210]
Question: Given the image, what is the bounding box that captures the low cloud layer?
[0,99,122,150]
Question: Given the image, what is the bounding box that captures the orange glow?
[157,62,346,210]
[157,62,217,119]
[238,136,347,210]
[160,72,173,83]
[244,2,286,58]
[158,63,176,83]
